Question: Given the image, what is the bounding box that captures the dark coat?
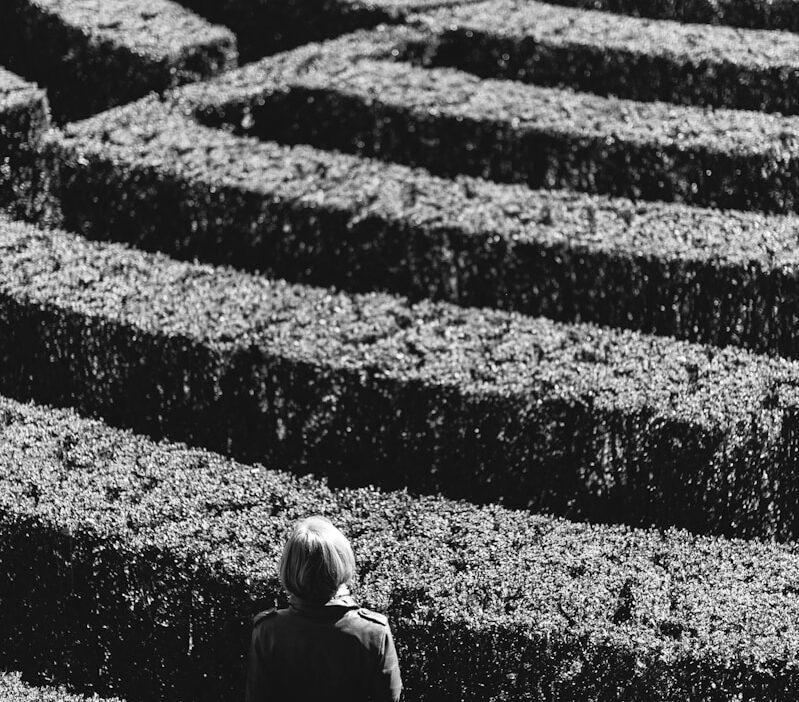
[245,593,403,702]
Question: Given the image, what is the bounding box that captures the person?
[245,516,403,701]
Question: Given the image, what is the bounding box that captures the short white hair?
[279,516,355,603]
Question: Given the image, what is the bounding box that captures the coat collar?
[288,585,359,617]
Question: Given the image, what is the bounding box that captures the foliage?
[0,0,236,122]
[413,0,799,113]
[3,397,799,700]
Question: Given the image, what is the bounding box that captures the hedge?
[541,0,799,32]
[0,0,237,122]
[167,27,799,214]
[0,673,121,701]
[3,215,799,538]
[0,68,58,225]
[176,0,475,62]
[46,95,799,358]
[3,396,799,701]
[412,0,799,113]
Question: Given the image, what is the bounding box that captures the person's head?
[279,516,356,604]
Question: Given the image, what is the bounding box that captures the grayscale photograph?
[0,0,798,700]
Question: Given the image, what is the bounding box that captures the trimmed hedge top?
[0,67,55,224]
[160,27,799,211]
[412,0,799,112]
[0,673,121,701]
[55,96,799,271]
[5,394,799,699]
[0,0,237,120]
[174,27,799,156]
[43,83,799,359]
[0,67,44,111]
[24,0,234,58]
[172,0,478,61]
[541,0,799,33]
[419,0,799,69]
[2,213,799,434]
[295,53,799,156]
[0,392,294,537]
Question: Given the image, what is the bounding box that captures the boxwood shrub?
[0,0,237,122]
[412,0,799,113]
[2,215,799,538]
[169,27,799,214]
[46,95,799,358]
[3,396,799,701]
[176,0,474,61]
[541,0,799,32]
[0,68,57,225]
[0,673,121,701]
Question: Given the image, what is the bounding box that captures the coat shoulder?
[356,607,389,627]
[253,607,279,627]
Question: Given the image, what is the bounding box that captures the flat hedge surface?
[3,215,799,538]
[0,0,237,121]
[0,68,57,225]
[175,0,475,61]
[47,95,799,357]
[413,0,799,113]
[165,27,799,214]
[542,0,799,32]
[3,396,799,701]
[0,673,121,701]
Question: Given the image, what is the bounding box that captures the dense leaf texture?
[3,397,799,700]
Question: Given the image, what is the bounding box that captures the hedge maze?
[175,0,480,61]
[543,0,799,31]
[0,68,55,223]
[5,397,799,701]
[0,673,120,702]
[0,0,238,122]
[5,0,799,700]
[46,95,799,356]
[416,1,799,113]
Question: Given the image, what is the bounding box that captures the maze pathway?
[2,396,799,700]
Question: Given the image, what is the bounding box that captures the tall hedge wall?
[3,396,799,701]
[176,0,474,61]
[541,0,799,32]
[0,673,121,702]
[47,95,799,358]
[0,0,237,121]
[2,216,799,538]
[0,68,57,225]
[168,27,799,214]
[413,0,799,113]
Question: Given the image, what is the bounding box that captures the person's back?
[245,516,402,702]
